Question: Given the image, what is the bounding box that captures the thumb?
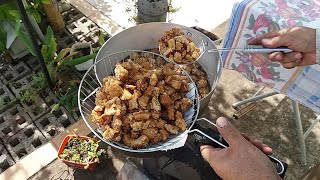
[261,36,287,48]
[200,145,222,166]
[216,117,246,146]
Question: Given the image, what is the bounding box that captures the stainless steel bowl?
[95,22,222,114]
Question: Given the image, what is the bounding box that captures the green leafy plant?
[59,137,105,165]
[18,88,36,104]
[52,81,78,113]
[0,97,10,107]
[32,72,47,91]
[0,2,38,55]
[25,0,50,23]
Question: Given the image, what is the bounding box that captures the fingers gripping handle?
[189,118,287,178]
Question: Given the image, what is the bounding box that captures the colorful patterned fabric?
[223,0,320,113]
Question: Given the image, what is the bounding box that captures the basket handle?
[189,118,287,178]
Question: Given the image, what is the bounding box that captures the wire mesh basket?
[158,28,207,66]
[78,50,200,153]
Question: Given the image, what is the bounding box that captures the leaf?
[51,104,60,113]
[297,21,303,26]
[268,62,280,67]
[0,27,7,52]
[269,67,276,74]
[55,48,71,63]
[42,26,57,62]
[41,45,49,61]
[231,63,237,70]
[260,30,266,34]
[244,34,252,38]
[41,0,51,4]
[8,10,20,20]
[260,2,268,6]
[32,11,41,23]
[273,72,280,76]
[15,21,36,56]
[298,17,311,22]
[0,10,5,20]
[256,69,261,75]
[248,14,255,30]
[99,30,105,46]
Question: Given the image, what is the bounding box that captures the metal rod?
[291,100,307,165]
[232,91,278,108]
[303,115,320,139]
[16,0,53,89]
[252,86,265,97]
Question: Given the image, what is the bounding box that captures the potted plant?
[69,42,95,71]
[58,135,105,170]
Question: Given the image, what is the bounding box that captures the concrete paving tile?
[88,12,123,36]
[68,0,99,17]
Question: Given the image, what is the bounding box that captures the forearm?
[317,28,320,64]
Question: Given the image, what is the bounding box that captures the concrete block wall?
[24,56,40,72]
[0,105,32,141]
[0,61,31,84]
[8,74,33,97]
[34,107,76,139]
[0,144,15,173]
[0,84,16,114]
[55,29,77,51]
[5,123,47,162]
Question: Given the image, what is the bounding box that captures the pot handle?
[189,118,287,178]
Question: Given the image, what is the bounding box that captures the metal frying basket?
[78,48,287,179]
[95,22,222,115]
[78,50,200,153]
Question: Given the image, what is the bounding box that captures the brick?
[44,92,59,108]
[23,98,50,121]
[0,104,32,141]
[35,107,76,139]
[62,7,84,26]
[67,17,98,40]
[8,74,33,96]
[0,84,17,114]
[5,123,47,162]
[55,29,77,51]
[70,107,83,122]
[59,2,72,13]
[0,61,31,84]
[24,56,40,72]
[0,144,15,173]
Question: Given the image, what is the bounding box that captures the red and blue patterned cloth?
[222,0,320,113]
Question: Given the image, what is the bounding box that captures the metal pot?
[95,22,222,114]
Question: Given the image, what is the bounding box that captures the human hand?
[250,27,317,69]
[200,117,280,180]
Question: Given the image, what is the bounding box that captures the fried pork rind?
[102,97,122,116]
[159,28,201,64]
[92,53,193,148]
[164,124,179,135]
[104,78,123,98]
[183,63,210,99]
[138,95,150,109]
[133,111,151,121]
[123,134,149,148]
[159,129,170,141]
[175,111,187,131]
[115,64,128,81]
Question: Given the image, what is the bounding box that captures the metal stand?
[233,88,320,165]
[15,0,53,89]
